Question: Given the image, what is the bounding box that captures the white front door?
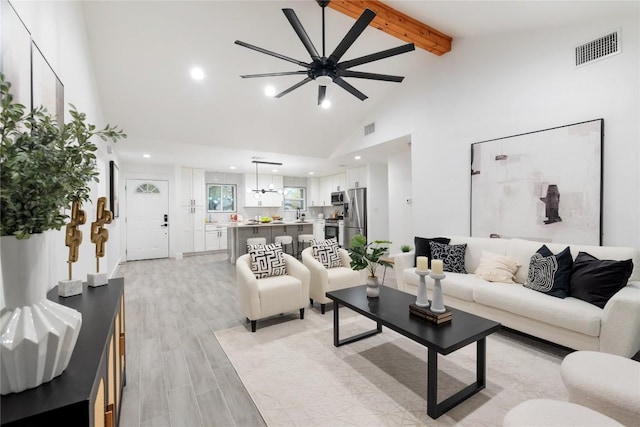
[126,179,169,260]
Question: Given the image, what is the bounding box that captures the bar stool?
[274,235,294,256]
[246,237,266,252]
[297,234,315,258]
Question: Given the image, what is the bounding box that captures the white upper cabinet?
[347,166,367,189]
[318,173,346,205]
[307,177,321,207]
[333,173,346,192]
[181,167,205,207]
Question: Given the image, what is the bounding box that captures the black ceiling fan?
[234,0,415,104]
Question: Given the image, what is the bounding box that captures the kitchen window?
[207,184,236,212]
[283,186,306,211]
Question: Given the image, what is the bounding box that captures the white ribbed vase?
[0,231,82,395]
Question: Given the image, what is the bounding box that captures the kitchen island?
[227,221,313,264]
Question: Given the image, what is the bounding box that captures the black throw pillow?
[569,252,633,308]
[524,245,573,298]
[414,236,450,268]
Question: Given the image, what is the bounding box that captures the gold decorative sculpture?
[58,200,88,297]
[90,197,113,273]
[65,201,86,280]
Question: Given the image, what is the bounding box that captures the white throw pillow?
[311,238,342,268]
[474,250,521,283]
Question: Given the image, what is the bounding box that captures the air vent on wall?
[575,30,620,67]
[364,122,375,136]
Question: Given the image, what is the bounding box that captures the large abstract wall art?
[470,119,603,245]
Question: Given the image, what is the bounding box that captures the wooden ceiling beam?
[328,0,452,56]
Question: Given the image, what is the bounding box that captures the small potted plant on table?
[348,234,393,298]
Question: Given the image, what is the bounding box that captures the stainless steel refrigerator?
[343,188,367,249]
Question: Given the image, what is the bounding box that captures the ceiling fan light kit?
[235,0,415,105]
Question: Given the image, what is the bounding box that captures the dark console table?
[1,278,126,427]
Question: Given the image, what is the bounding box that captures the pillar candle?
[431,259,444,275]
[416,256,429,271]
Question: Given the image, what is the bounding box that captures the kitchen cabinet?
[244,174,284,207]
[347,166,367,189]
[313,220,325,241]
[319,173,346,206]
[307,177,321,207]
[181,168,205,206]
[333,173,346,193]
[205,225,227,251]
[180,168,206,253]
[1,279,126,427]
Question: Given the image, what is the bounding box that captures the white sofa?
[394,236,640,357]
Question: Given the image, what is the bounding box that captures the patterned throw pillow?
[524,245,572,298]
[248,242,287,279]
[429,241,467,274]
[311,238,342,268]
[414,236,451,268]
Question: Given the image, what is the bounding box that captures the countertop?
[227,221,312,228]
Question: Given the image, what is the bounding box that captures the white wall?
[338,12,640,249]
[7,1,123,289]
[366,163,390,243]
[388,148,413,254]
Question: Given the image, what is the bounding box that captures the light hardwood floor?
[115,252,268,427]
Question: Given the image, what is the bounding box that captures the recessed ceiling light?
[354,155,361,160]
[190,67,205,80]
[320,99,331,109]
[272,169,278,173]
[229,166,236,170]
[264,85,276,97]
[308,171,315,175]
[142,154,151,158]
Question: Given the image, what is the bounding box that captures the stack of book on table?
[409,303,452,324]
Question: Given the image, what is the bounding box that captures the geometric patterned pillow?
[524,245,572,298]
[429,241,467,274]
[248,242,287,279]
[311,238,342,268]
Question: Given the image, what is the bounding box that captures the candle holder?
[415,269,430,307]
[429,272,446,313]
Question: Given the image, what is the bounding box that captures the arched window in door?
[135,183,161,194]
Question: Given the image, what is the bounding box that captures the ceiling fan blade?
[235,40,310,68]
[333,77,367,101]
[328,8,376,64]
[275,77,313,98]
[282,9,321,62]
[240,71,308,79]
[338,43,415,69]
[340,70,404,82]
[318,85,326,105]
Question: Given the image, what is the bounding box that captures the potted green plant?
[348,234,393,298]
[0,73,126,394]
[400,244,411,253]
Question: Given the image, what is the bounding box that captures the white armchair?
[302,247,362,314]
[236,253,310,332]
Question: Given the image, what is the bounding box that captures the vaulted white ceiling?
[82,1,629,176]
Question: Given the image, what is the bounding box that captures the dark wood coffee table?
[326,285,501,419]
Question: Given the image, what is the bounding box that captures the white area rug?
[215,308,569,426]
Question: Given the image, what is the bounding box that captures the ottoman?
[560,351,640,427]
[503,399,624,426]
